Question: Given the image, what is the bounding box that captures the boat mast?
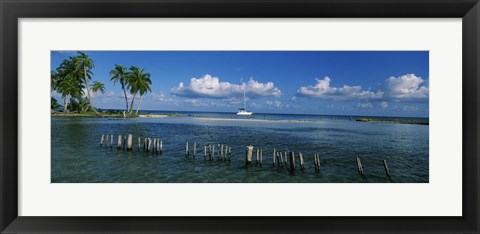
[243,88,246,110]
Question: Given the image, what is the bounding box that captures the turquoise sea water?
[51,112,429,183]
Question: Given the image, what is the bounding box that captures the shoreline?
[138,114,169,118]
[356,118,429,125]
[50,112,182,118]
[50,112,428,125]
[193,117,314,123]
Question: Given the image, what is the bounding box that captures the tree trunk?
[122,85,129,112]
[135,94,144,115]
[129,91,137,114]
[63,97,68,113]
[84,64,99,115]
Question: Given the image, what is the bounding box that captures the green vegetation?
[109,64,129,112]
[356,118,429,125]
[126,66,152,115]
[51,97,61,110]
[51,51,101,114]
[51,51,153,117]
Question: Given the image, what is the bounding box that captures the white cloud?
[249,102,262,109]
[150,92,177,104]
[401,105,419,112]
[296,74,428,103]
[181,98,228,108]
[183,99,204,105]
[384,74,428,100]
[379,101,388,109]
[266,100,283,108]
[223,97,243,105]
[123,92,139,99]
[93,90,114,98]
[171,74,282,99]
[357,102,373,109]
[297,77,383,100]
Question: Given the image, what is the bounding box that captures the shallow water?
[51,113,429,183]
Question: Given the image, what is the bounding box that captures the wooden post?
[110,134,113,148]
[260,148,263,166]
[100,134,104,146]
[383,160,391,176]
[138,137,141,151]
[127,134,132,151]
[313,154,318,171]
[220,145,224,161]
[154,138,157,152]
[228,146,232,161]
[226,145,229,161]
[147,138,152,153]
[186,142,189,159]
[289,151,295,172]
[298,152,304,170]
[208,145,211,160]
[317,154,320,171]
[212,145,215,161]
[156,138,160,153]
[159,140,163,153]
[217,144,220,161]
[193,142,197,159]
[356,157,364,175]
[117,135,122,149]
[273,149,277,166]
[210,145,213,160]
[105,134,109,147]
[279,152,284,166]
[123,135,127,150]
[256,148,259,165]
[143,137,148,152]
[143,138,147,152]
[204,145,207,160]
[224,145,227,161]
[245,145,253,166]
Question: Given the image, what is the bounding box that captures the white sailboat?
[237,88,253,116]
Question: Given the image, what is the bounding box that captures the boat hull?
[236,111,253,116]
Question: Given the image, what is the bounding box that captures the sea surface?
[51,111,429,183]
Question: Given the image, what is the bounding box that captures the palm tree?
[109,64,129,112]
[51,70,60,112]
[51,97,61,110]
[91,81,106,97]
[135,73,152,115]
[51,70,59,93]
[54,58,82,113]
[57,74,83,113]
[73,51,99,115]
[126,66,151,115]
[70,96,90,113]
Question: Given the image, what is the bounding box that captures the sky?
[51,51,429,117]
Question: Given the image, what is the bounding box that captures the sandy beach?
[138,114,169,118]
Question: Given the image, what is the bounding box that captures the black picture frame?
[1,0,479,233]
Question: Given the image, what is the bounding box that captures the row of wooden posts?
[248,145,391,176]
[100,134,163,153]
[185,142,232,161]
[100,135,391,176]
